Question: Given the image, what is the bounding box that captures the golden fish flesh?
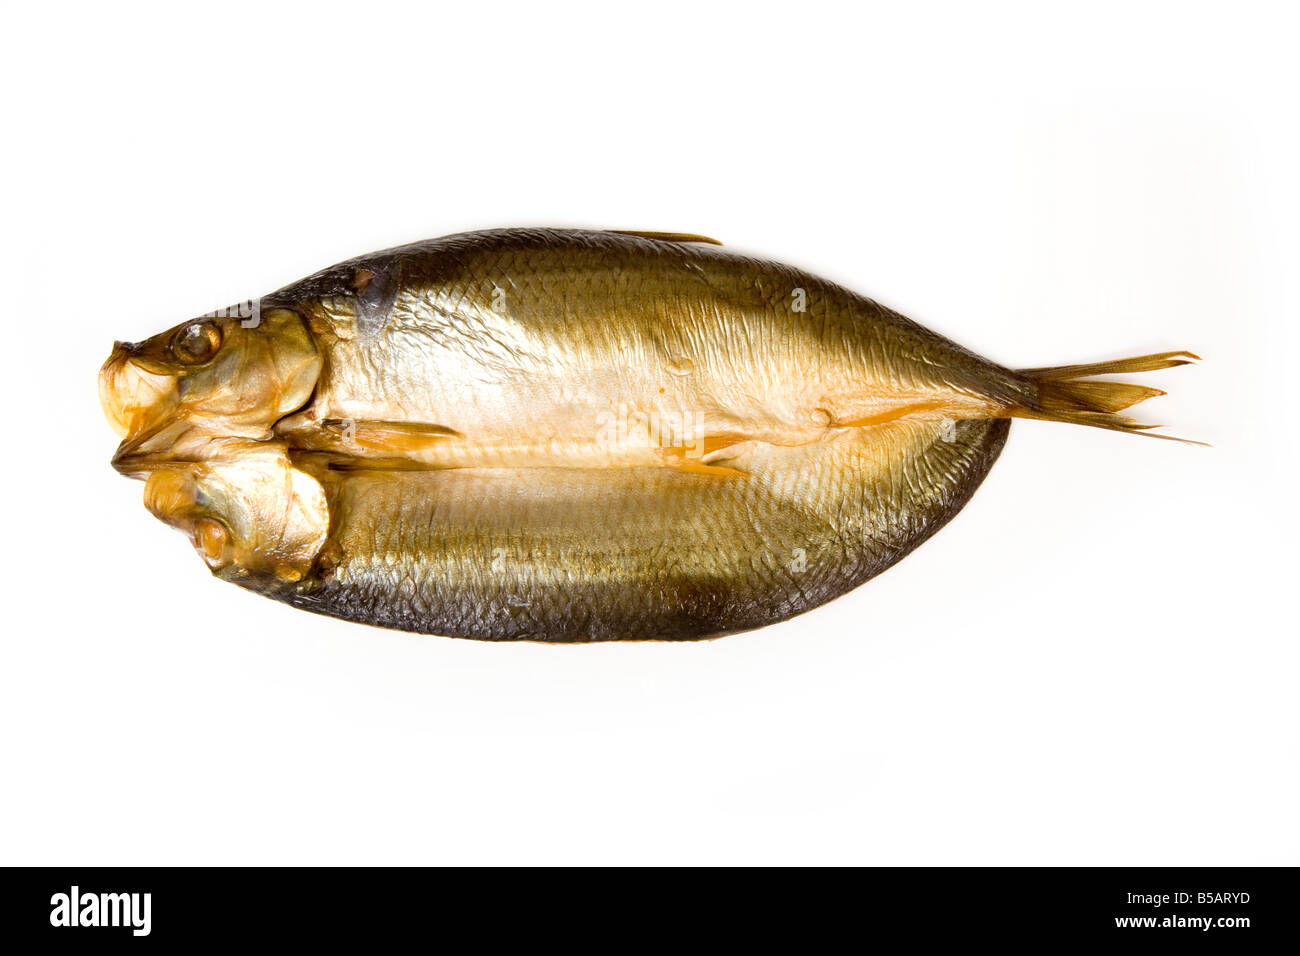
[99,229,1196,641]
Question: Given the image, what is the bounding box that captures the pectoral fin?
[319,419,463,453]
[278,416,465,460]
[668,459,749,478]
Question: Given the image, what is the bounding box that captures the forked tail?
[1014,350,1202,444]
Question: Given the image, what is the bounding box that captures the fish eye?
[171,320,222,365]
[193,517,232,566]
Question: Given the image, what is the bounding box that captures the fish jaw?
[99,343,180,441]
[142,447,329,585]
[110,422,272,479]
[101,307,324,473]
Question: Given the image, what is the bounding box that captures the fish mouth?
[100,341,209,477]
[111,417,264,478]
[142,466,238,572]
[140,450,330,584]
[110,418,203,478]
[99,342,179,445]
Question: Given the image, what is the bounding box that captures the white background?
[2,1,1296,865]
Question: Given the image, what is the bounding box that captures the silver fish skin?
[99,228,1196,641]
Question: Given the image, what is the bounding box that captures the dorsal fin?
[609,230,723,246]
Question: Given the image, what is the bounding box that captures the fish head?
[100,307,322,474]
[141,448,329,587]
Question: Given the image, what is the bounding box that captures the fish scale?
[280,420,1008,640]
[99,228,1196,641]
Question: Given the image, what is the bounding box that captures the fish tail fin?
[1013,350,1205,445]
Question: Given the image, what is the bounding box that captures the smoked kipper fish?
[100,228,1197,641]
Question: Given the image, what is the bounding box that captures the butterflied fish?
[99,228,1197,641]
